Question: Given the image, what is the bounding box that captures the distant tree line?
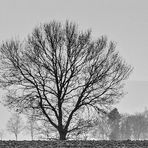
[1,108,148,140]
[78,108,148,140]
[5,111,59,140]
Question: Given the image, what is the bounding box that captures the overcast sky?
[0,0,148,140]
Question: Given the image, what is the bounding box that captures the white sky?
[0,0,148,140]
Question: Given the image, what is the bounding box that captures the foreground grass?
[0,140,148,148]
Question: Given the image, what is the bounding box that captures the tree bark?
[59,130,67,140]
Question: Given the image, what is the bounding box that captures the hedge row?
[0,140,148,148]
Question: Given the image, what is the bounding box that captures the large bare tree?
[0,21,132,140]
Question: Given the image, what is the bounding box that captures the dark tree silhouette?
[108,108,121,140]
[0,21,132,140]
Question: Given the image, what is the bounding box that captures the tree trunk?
[59,130,67,140]
[15,134,17,141]
[31,129,34,140]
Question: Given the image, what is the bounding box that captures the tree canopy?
[0,21,132,140]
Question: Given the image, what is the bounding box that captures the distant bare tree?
[129,113,148,140]
[142,109,148,139]
[7,113,24,140]
[25,110,38,140]
[0,21,132,140]
[0,129,4,140]
[91,115,110,140]
[119,114,132,140]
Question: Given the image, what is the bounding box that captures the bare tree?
[91,115,110,140]
[0,21,132,140]
[119,114,132,140]
[129,113,148,140]
[141,109,148,139]
[7,113,24,140]
[0,129,4,140]
[25,110,38,140]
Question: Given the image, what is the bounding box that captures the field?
[0,140,148,148]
